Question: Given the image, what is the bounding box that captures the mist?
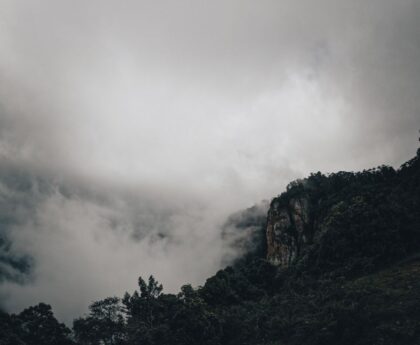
[0,0,419,322]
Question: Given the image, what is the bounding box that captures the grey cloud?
[0,0,419,322]
[0,164,229,323]
[221,201,269,266]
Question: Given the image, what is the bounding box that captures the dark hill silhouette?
[1,148,419,345]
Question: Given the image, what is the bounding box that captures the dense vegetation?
[1,148,419,345]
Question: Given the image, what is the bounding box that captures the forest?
[1,148,419,345]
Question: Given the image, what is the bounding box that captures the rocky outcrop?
[266,196,311,266]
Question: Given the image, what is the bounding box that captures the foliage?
[0,303,73,345]
[73,297,125,345]
[1,149,419,345]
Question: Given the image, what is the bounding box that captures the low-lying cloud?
[0,0,419,322]
[0,166,230,323]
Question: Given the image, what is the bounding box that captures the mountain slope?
[1,148,419,345]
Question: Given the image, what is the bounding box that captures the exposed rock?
[266,194,311,266]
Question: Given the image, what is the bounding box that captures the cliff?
[266,195,311,266]
[265,149,420,273]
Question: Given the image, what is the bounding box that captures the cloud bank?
[0,0,419,322]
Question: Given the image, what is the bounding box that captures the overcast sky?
[0,0,419,323]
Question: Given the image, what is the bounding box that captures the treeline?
[1,149,419,345]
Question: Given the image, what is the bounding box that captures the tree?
[123,276,164,344]
[124,276,163,328]
[73,297,125,345]
[17,303,73,345]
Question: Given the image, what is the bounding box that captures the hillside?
[1,148,419,345]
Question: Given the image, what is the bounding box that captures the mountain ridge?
[1,148,419,345]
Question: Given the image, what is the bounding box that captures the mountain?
[1,148,419,345]
[266,150,420,277]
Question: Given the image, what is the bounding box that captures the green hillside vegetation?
[1,148,419,345]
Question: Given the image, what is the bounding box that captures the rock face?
[266,196,311,266]
[265,151,420,270]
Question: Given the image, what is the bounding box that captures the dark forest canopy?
[1,148,420,345]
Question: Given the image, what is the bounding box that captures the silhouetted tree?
[73,297,125,345]
[17,303,73,345]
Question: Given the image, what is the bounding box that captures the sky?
[0,0,419,323]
